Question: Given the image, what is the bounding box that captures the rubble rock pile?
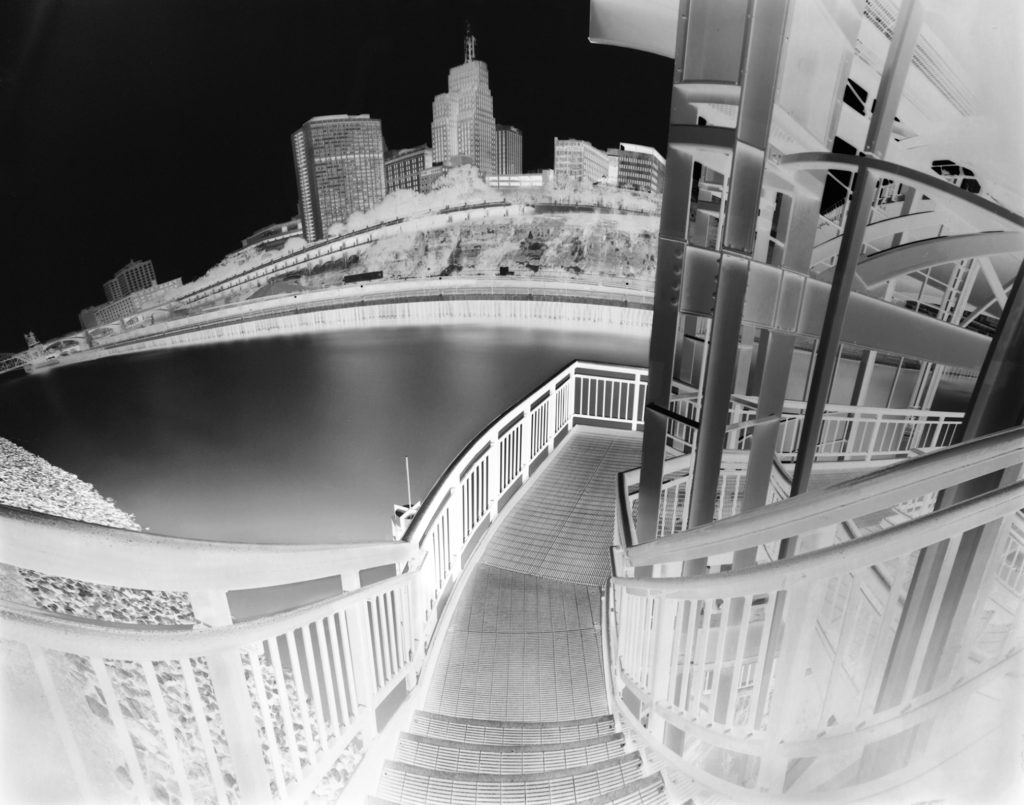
[0,436,194,624]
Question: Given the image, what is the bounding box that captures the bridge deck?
[424,428,643,723]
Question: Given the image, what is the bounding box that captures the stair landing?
[426,429,643,722]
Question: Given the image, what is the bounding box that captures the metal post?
[788,0,922,525]
[864,259,1024,777]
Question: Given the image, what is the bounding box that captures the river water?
[0,325,648,547]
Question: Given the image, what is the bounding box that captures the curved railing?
[607,425,1024,800]
[0,360,649,803]
[725,395,964,464]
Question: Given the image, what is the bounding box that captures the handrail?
[2,359,652,803]
[626,424,1024,567]
[617,480,1024,598]
[0,503,415,592]
[0,572,411,660]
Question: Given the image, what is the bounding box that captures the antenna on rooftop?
[464,22,476,63]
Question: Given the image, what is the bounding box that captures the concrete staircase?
[371,712,667,804]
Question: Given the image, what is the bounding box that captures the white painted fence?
[0,360,648,802]
[727,396,963,462]
[609,426,1024,800]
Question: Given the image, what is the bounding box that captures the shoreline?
[23,279,655,374]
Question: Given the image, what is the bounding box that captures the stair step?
[378,752,645,805]
[396,731,629,774]
[577,773,668,805]
[408,710,618,745]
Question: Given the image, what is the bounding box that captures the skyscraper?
[291,115,386,242]
[496,125,523,175]
[430,27,497,176]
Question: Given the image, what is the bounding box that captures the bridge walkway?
[372,428,673,804]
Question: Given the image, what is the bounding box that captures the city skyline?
[1,0,672,350]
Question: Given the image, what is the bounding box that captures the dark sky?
[1,0,671,351]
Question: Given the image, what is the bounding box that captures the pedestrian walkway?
[372,428,670,804]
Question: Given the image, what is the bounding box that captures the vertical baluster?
[92,657,148,800]
[690,599,714,717]
[676,599,699,713]
[283,630,315,769]
[142,660,195,804]
[300,624,328,751]
[327,614,352,727]
[748,591,779,730]
[245,647,287,798]
[622,594,638,680]
[27,647,96,802]
[383,591,398,675]
[724,595,754,728]
[268,636,304,781]
[665,597,687,712]
[367,597,386,685]
[710,596,735,722]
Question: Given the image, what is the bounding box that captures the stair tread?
[409,710,618,745]
[576,773,668,805]
[413,711,616,729]
[396,731,630,774]
[384,752,642,783]
[378,753,645,805]
[400,730,628,754]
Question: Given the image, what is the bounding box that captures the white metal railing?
[0,360,648,802]
[727,396,963,463]
[608,425,1024,800]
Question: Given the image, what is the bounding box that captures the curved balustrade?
[726,395,963,463]
[607,425,1024,800]
[0,360,650,802]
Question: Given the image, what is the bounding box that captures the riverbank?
[26,278,655,374]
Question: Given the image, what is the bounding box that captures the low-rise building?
[615,142,665,194]
[80,278,183,329]
[553,138,610,185]
[384,145,433,193]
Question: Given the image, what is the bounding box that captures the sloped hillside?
[300,211,658,291]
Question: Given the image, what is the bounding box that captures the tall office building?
[103,259,157,302]
[291,115,386,241]
[615,142,665,193]
[431,27,497,176]
[553,138,610,185]
[495,125,523,175]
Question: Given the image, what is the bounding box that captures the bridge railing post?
[188,590,271,801]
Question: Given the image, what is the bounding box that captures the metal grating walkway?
[483,431,644,586]
[374,429,663,805]
[425,429,643,722]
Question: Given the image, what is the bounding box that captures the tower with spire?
[430,24,496,176]
[464,22,476,63]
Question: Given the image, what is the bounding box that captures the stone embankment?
[0,438,363,801]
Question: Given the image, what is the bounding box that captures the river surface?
[0,325,648,547]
